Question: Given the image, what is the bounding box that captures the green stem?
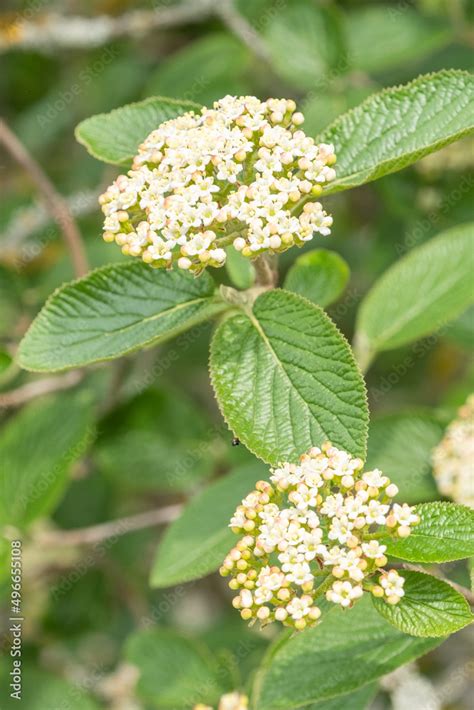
[313,573,334,600]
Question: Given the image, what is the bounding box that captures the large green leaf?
[380,502,474,563]
[284,249,350,308]
[264,0,346,91]
[366,412,443,504]
[251,596,441,710]
[210,289,368,464]
[345,6,451,74]
[373,571,473,638]
[150,463,266,587]
[0,393,94,527]
[75,96,200,165]
[319,71,474,193]
[126,629,223,709]
[18,263,226,372]
[354,224,474,366]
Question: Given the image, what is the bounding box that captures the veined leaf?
[210,289,368,464]
[373,571,473,638]
[284,249,350,308]
[18,263,227,372]
[126,629,223,709]
[0,393,94,527]
[366,412,443,504]
[251,596,441,710]
[319,71,474,193]
[380,502,474,563]
[75,96,200,165]
[354,224,474,366]
[150,463,266,587]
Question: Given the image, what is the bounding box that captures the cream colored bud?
[232,596,241,609]
[294,618,306,631]
[257,606,270,620]
[178,257,192,270]
[275,608,288,621]
[103,231,115,243]
[289,190,301,202]
[387,594,400,605]
[292,112,305,125]
[375,555,388,567]
[241,609,253,620]
[234,237,246,251]
[308,606,321,620]
[371,585,384,598]
[385,484,399,498]
[397,526,411,538]
[385,515,396,528]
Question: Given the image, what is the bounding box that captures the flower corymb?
[220,442,419,630]
[99,96,336,273]
[432,394,474,508]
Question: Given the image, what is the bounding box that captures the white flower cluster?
[99,96,336,273]
[221,442,419,630]
[432,394,474,508]
[194,692,248,710]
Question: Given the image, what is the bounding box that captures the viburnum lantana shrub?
[16,71,474,708]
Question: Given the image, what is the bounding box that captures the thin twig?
[399,562,474,605]
[0,3,215,52]
[0,119,88,276]
[216,0,271,63]
[0,371,83,409]
[37,504,182,546]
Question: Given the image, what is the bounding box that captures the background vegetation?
[0,1,473,709]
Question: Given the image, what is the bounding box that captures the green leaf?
[251,596,441,710]
[0,393,94,527]
[319,71,474,193]
[0,668,100,710]
[345,6,451,74]
[380,502,474,563]
[304,684,378,710]
[366,413,443,504]
[210,289,368,464]
[150,462,266,587]
[75,96,200,165]
[284,249,350,308]
[264,0,346,91]
[126,629,223,709]
[18,262,227,372]
[226,246,256,290]
[373,571,473,637]
[145,33,251,107]
[354,224,474,365]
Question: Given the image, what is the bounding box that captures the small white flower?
[326,580,363,607]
